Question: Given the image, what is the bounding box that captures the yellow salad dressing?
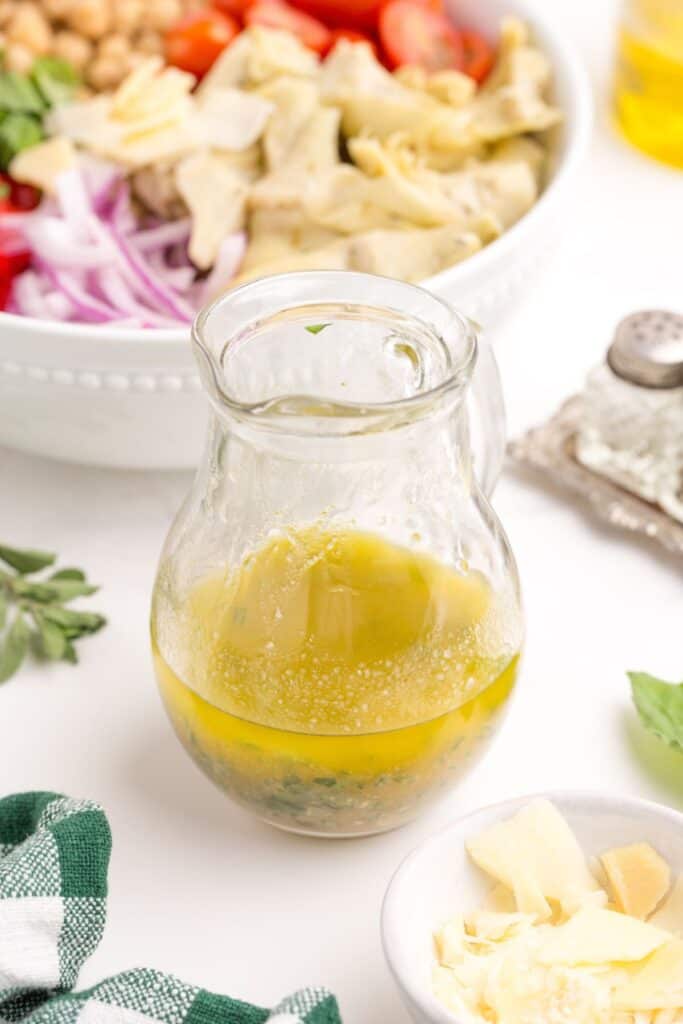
[615,2,683,167]
[152,527,519,835]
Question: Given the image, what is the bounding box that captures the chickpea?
[5,41,35,73]
[66,0,111,40]
[143,0,182,33]
[136,28,163,55]
[52,28,93,70]
[86,53,128,90]
[42,0,75,19]
[113,0,144,35]
[97,32,130,59]
[7,2,52,54]
[0,1,14,28]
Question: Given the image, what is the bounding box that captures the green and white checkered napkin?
[0,793,341,1024]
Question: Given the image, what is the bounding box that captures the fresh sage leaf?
[41,605,106,635]
[62,640,78,665]
[0,544,105,682]
[34,614,67,661]
[12,578,59,602]
[0,613,29,683]
[46,579,98,602]
[0,544,56,574]
[49,568,86,582]
[629,671,683,751]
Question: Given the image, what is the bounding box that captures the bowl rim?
[381,789,683,1024]
[0,0,592,349]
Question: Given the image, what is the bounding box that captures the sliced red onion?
[36,259,117,323]
[95,266,181,327]
[106,222,195,322]
[11,271,58,320]
[22,217,111,268]
[131,219,192,253]
[55,169,94,240]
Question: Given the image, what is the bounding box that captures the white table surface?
[2,2,683,1020]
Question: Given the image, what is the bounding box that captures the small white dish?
[381,791,683,1024]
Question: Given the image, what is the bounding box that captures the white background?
[2,2,683,1020]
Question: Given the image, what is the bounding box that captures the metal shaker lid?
[607,310,683,389]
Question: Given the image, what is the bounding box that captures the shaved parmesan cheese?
[9,137,77,194]
[433,802,683,1024]
[613,941,683,1011]
[465,799,603,917]
[538,907,670,966]
[485,882,517,914]
[601,843,671,920]
[651,876,683,935]
[465,910,535,942]
[435,916,467,966]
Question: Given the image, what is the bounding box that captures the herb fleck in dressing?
[152,527,519,835]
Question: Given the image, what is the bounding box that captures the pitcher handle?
[468,332,507,499]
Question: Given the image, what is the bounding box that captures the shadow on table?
[507,462,683,579]
[622,709,683,807]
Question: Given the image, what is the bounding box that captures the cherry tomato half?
[0,276,11,311]
[378,0,463,71]
[0,174,40,211]
[245,1,331,54]
[166,10,239,78]
[460,28,495,82]
[0,249,31,278]
[325,27,379,57]
[212,0,252,19]
[289,0,382,31]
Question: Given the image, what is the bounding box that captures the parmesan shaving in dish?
[433,801,683,1024]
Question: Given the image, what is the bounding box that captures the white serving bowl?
[382,791,683,1024]
[0,0,591,469]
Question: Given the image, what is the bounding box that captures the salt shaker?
[575,311,683,524]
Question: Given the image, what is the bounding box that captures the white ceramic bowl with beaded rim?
[0,0,592,469]
[381,791,683,1024]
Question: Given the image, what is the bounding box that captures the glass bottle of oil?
[614,0,683,167]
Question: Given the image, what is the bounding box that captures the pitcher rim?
[192,271,479,435]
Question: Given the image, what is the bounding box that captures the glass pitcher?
[151,272,523,838]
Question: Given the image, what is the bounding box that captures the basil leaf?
[0,112,43,168]
[31,56,79,107]
[0,613,29,683]
[0,591,6,630]
[0,71,45,113]
[49,568,86,582]
[0,544,56,574]
[629,671,683,751]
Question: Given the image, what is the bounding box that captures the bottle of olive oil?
[614,0,683,167]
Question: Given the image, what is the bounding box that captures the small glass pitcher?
[151,272,523,837]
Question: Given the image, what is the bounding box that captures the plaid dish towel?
[0,793,341,1024]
